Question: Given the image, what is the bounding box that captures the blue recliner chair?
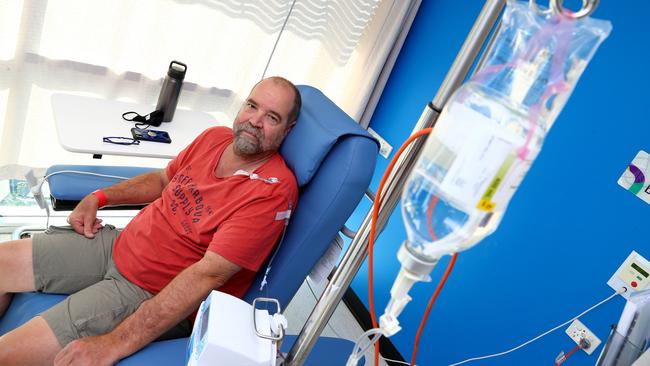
[0,85,378,365]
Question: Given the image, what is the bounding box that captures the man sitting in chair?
[0,76,300,365]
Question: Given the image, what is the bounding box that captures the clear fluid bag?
[401,0,612,262]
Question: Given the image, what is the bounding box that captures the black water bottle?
[156,61,187,122]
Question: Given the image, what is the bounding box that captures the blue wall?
[349,1,650,365]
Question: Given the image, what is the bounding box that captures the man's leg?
[0,238,36,316]
[0,316,61,365]
[0,270,153,365]
[0,238,57,365]
[0,226,120,364]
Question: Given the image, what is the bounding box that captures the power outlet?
[565,319,601,355]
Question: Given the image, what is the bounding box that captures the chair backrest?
[243,85,379,307]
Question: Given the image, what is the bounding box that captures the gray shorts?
[32,225,153,346]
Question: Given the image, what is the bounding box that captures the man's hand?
[54,336,120,366]
[64,170,168,239]
[67,194,104,238]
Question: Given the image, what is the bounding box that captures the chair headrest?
[280,85,378,187]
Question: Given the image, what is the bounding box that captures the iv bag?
[401,0,612,262]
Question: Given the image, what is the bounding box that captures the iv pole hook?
[529,0,599,19]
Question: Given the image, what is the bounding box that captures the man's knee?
[0,335,25,366]
[0,316,61,365]
[0,238,35,293]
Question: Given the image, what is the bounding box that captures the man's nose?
[248,112,264,127]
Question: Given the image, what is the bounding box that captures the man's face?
[232,79,295,156]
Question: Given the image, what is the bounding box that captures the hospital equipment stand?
[284,0,507,364]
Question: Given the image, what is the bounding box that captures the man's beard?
[233,122,263,155]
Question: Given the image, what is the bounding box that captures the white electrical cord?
[42,170,130,183]
[31,170,129,227]
[448,287,627,366]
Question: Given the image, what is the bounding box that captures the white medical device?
[608,251,650,300]
[186,291,287,366]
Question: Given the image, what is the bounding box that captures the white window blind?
[0,0,418,175]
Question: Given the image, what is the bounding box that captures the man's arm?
[67,170,169,238]
[53,250,241,366]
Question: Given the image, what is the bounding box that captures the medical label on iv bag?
[437,103,521,212]
[486,154,537,214]
[477,154,517,211]
[618,150,650,205]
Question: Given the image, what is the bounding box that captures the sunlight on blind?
[0,0,23,60]
[0,90,8,137]
[19,85,75,168]
[287,0,380,65]
[39,0,278,90]
[1,0,413,172]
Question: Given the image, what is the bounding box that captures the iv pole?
[284,0,507,364]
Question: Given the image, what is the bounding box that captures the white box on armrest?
[186,291,278,366]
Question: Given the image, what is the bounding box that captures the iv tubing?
[366,128,459,366]
[409,253,458,366]
[368,128,433,335]
[367,128,433,366]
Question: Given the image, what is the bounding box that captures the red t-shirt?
[113,126,298,298]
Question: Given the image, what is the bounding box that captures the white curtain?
[0,0,417,175]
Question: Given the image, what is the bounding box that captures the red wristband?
[92,189,108,208]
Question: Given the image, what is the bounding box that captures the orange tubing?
[409,252,458,366]
[367,128,458,365]
[368,128,433,331]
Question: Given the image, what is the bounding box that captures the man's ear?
[283,120,296,138]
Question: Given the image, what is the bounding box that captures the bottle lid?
[167,61,187,80]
